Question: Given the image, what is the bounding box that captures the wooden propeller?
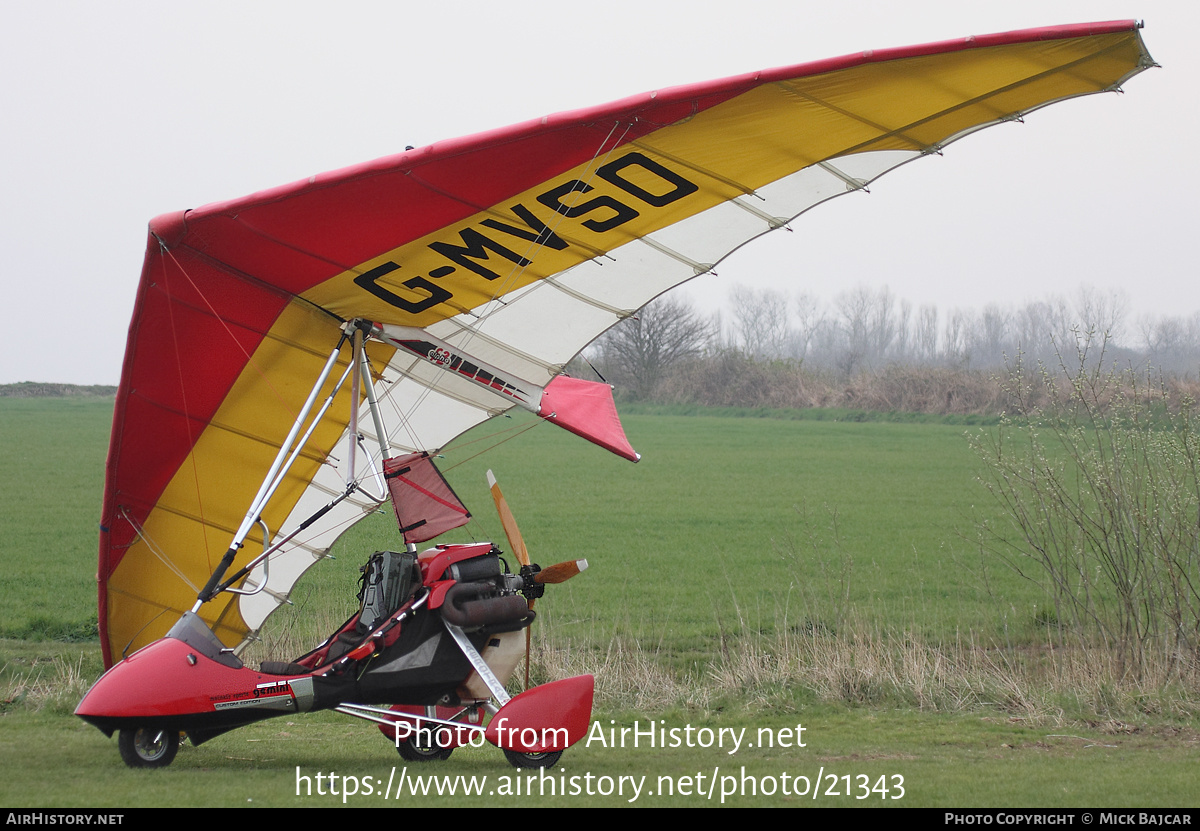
[487,469,529,568]
[487,470,588,688]
[535,558,589,584]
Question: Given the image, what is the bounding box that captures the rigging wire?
[156,243,217,572]
[119,507,200,593]
[157,244,301,415]
[439,417,546,473]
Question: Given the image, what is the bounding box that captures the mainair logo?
[354,151,699,313]
[392,339,533,405]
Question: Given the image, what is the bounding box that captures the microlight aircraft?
[76,22,1155,768]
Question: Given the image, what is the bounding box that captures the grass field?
[251,406,1034,676]
[2,397,1198,808]
[0,398,109,640]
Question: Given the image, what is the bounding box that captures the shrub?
[972,336,1200,679]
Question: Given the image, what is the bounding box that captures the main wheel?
[118,727,180,769]
[503,749,562,769]
[395,727,454,762]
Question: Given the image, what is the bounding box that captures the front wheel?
[118,727,180,768]
[503,749,562,769]
[396,727,454,762]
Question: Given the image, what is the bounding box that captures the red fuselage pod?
[76,612,315,742]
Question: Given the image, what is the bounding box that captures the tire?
[503,749,562,769]
[395,727,454,762]
[118,727,180,769]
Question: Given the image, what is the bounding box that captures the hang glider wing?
[98,21,1155,664]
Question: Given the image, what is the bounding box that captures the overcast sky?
[2,1,1194,385]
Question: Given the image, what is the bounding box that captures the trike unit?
[78,536,593,769]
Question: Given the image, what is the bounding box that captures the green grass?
[0,398,1027,651]
[258,410,1029,679]
[424,412,1027,650]
[0,398,110,640]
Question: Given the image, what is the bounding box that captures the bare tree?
[913,304,939,364]
[1137,311,1200,373]
[1010,298,1062,364]
[941,309,971,368]
[866,285,900,361]
[893,297,913,363]
[728,285,792,359]
[594,296,716,399]
[828,285,904,374]
[969,303,1013,366]
[790,290,823,362]
[1073,285,1128,344]
[832,285,873,375]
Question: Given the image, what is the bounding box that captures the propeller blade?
[536,559,589,584]
[487,469,529,568]
[487,469,535,688]
[486,472,590,690]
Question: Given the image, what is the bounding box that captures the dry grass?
[709,625,1200,721]
[1,653,92,714]
[526,622,1200,724]
[706,627,1047,716]
[533,635,709,712]
[12,623,1200,726]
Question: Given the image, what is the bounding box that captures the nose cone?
[77,632,308,738]
[76,637,207,734]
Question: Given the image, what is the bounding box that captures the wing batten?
[534,276,633,319]
[431,317,567,377]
